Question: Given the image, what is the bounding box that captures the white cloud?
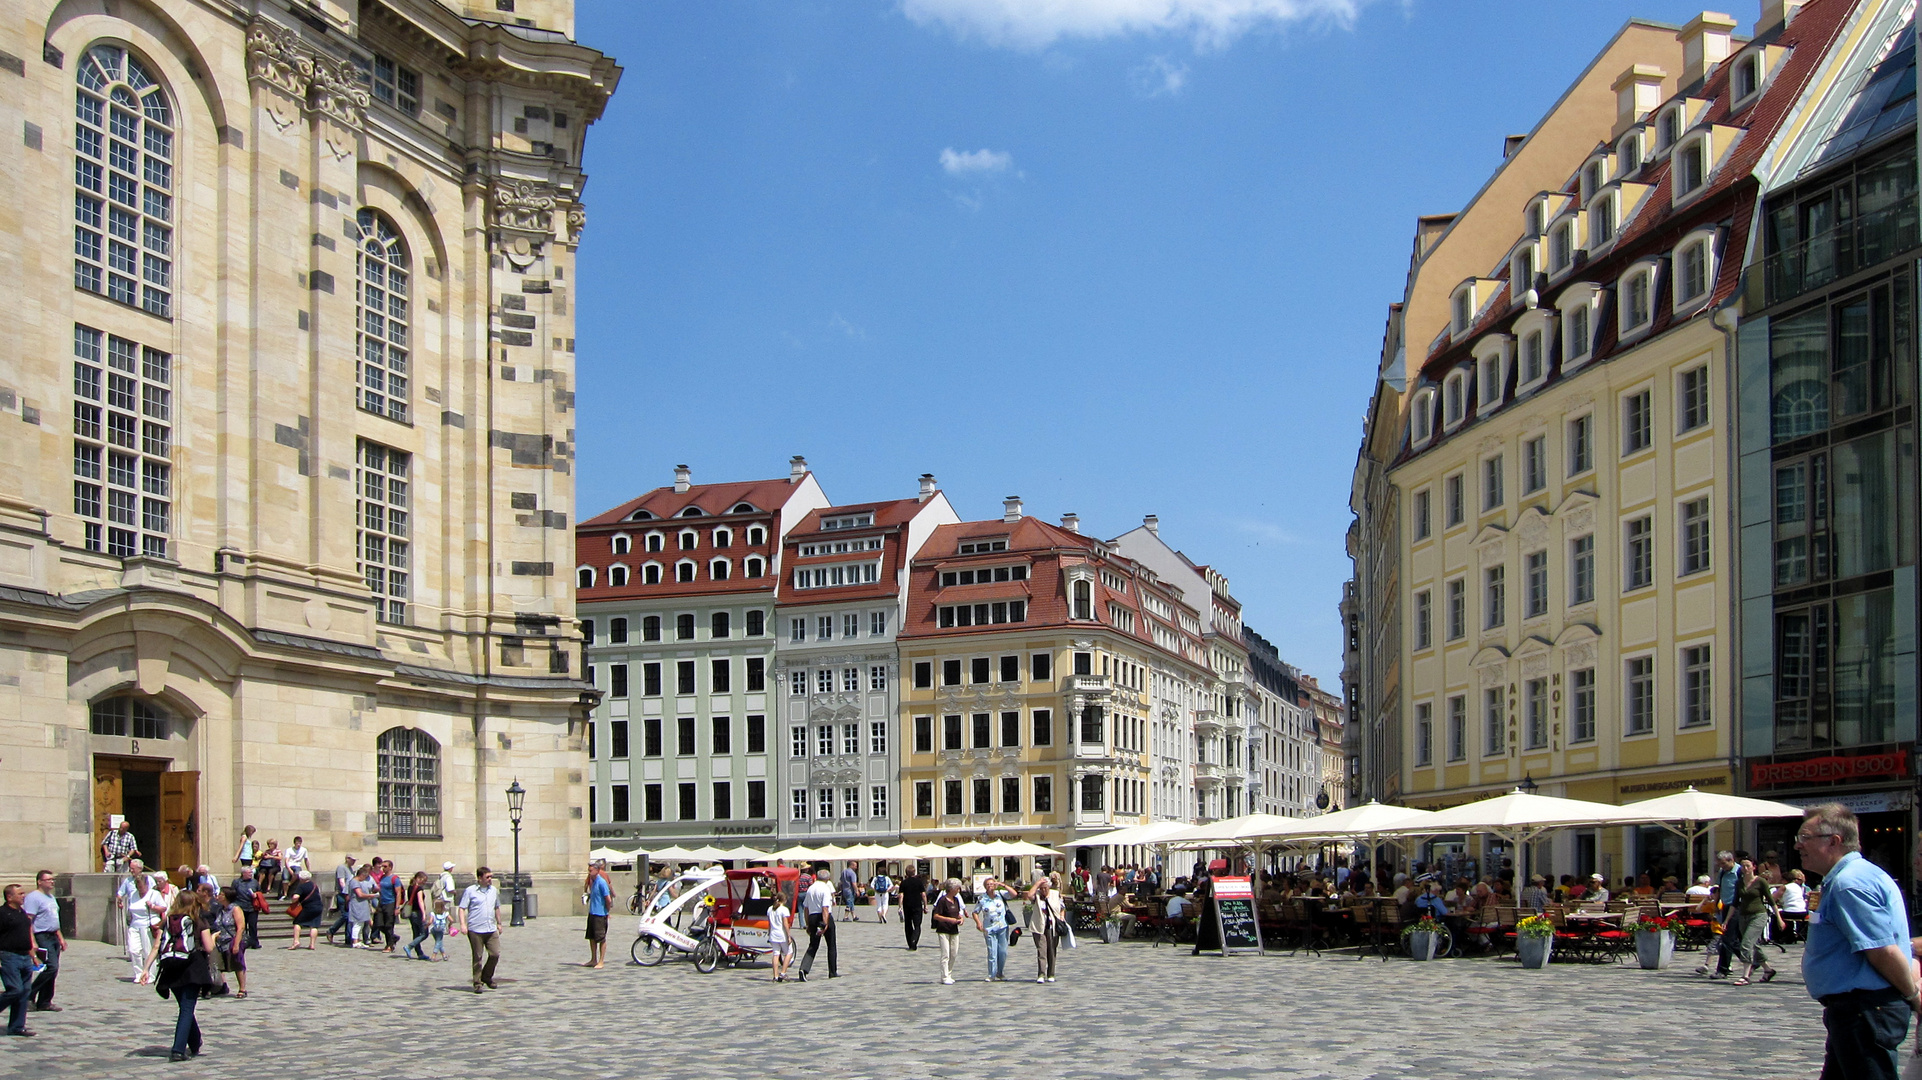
[940,147,1013,175]
[1131,54,1188,97]
[902,0,1366,51]
[827,312,866,339]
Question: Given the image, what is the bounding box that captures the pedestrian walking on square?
[899,865,926,951]
[232,866,262,950]
[214,885,250,998]
[798,870,837,981]
[583,862,612,968]
[374,859,402,952]
[931,878,965,984]
[285,870,323,950]
[1696,850,1743,977]
[347,863,377,948]
[1028,876,1065,983]
[0,884,41,1037]
[972,878,1012,981]
[325,855,356,943]
[457,867,504,993]
[24,870,65,1012]
[404,871,434,960]
[147,888,216,1061]
[102,820,141,873]
[1796,803,1915,1080]
[870,870,892,924]
[839,864,859,921]
[768,892,794,982]
[1731,859,1778,986]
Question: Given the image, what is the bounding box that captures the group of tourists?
[318,854,459,961]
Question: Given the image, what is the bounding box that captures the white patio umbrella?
[840,843,892,860]
[1293,801,1443,840]
[682,845,734,864]
[988,841,1065,858]
[1065,821,1198,848]
[1613,787,1806,885]
[588,846,639,864]
[715,845,773,862]
[1412,789,1641,885]
[942,841,1000,858]
[641,845,704,862]
[770,845,819,861]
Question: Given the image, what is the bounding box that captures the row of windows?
[791,721,891,758]
[1413,365,1711,512]
[607,526,770,556]
[597,780,768,823]
[939,564,1028,586]
[911,710,1056,752]
[580,556,766,588]
[912,775,1054,817]
[1413,369,1709,542]
[909,653,1056,688]
[937,600,1028,627]
[789,611,890,642]
[1411,500,1710,646]
[592,713,770,759]
[789,666,891,695]
[792,561,879,589]
[790,785,889,822]
[1412,644,1712,765]
[593,657,768,698]
[584,610,765,645]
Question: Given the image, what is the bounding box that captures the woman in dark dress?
[286,870,324,950]
[146,889,216,1061]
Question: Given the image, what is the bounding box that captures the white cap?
[443,861,456,870]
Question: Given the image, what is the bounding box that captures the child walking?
[769,894,793,982]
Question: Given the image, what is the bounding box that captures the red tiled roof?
[576,475,814,603]
[1406,0,1857,451]
[778,497,945,606]
[581,475,811,528]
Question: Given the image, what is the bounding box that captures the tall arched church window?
[74,45,173,317]
[376,727,441,837]
[72,326,173,558]
[355,210,410,422]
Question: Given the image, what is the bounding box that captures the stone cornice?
[245,17,370,128]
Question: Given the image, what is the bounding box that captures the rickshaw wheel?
[693,938,721,973]
[633,935,668,966]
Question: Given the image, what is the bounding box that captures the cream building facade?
[0,0,616,930]
[1388,2,1858,884]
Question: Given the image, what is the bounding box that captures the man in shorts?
[583,861,612,969]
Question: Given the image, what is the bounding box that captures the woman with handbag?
[284,870,322,950]
[1028,876,1066,984]
[144,889,216,1061]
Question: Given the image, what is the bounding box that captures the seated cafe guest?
[1520,875,1549,915]
[1686,876,1715,905]
[1586,874,1611,905]
[1415,881,1449,919]
[1633,873,1656,896]
[1165,893,1191,920]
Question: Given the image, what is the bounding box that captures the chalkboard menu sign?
[1211,876,1263,955]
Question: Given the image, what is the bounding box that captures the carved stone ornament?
[492,179,559,236]
[1564,503,1595,532]
[1563,641,1597,668]
[1479,540,1506,567]
[1521,651,1549,678]
[1518,512,1550,545]
[1478,663,1507,688]
[245,19,368,128]
[566,203,587,239]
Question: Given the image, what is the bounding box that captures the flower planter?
[1635,929,1674,970]
[1100,922,1122,945]
[1516,935,1554,969]
[1406,930,1440,961]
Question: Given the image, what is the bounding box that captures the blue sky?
[572,0,1736,685]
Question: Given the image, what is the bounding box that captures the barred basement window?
[376,727,441,837]
[356,440,411,623]
[355,210,411,422]
[89,695,170,740]
[74,45,174,318]
[72,325,171,558]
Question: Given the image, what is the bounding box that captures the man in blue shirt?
[1797,804,1916,1080]
[584,862,612,969]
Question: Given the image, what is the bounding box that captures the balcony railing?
[1067,674,1111,694]
[1764,199,1919,304]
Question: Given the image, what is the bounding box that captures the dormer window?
[1619,262,1660,339]
[1674,228,1717,311]
[676,560,697,583]
[1657,106,1682,151]
[645,531,664,552]
[1511,245,1537,299]
[746,526,766,546]
[643,562,662,585]
[678,529,698,551]
[612,534,631,555]
[1072,577,1093,620]
[577,566,596,589]
[1618,131,1643,174]
[1443,370,1467,428]
[1557,284,1601,370]
[1519,325,1548,386]
[713,528,733,549]
[1549,216,1580,275]
[1589,192,1618,247]
[1581,158,1608,201]
[1452,288,1473,335]
[1526,199,1548,238]
[1733,52,1762,101]
[679,506,704,517]
[710,558,731,581]
[1675,137,1708,197]
[730,501,757,513]
[1410,389,1435,447]
[1474,339,1510,412]
[609,564,629,587]
[628,510,655,521]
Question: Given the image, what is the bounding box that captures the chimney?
[1611,64,1668,135]
[788,455,807,484]
[1060,512,1080,534]
[673,464,691,493]
[918,473,937,502]
[1002,496,1023,523]
[1144,514,1159,535]
[1759,0,1804,33]
[1502,134,1527,160]
[1678,12,1738,88]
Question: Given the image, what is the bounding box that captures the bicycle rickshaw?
[691,866,803,974]
[631,868,726,966]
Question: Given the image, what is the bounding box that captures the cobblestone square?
[3,914,1851,1079]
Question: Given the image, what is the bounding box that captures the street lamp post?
[506,779,526,927]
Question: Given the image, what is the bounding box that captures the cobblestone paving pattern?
[2,916,1859,1079]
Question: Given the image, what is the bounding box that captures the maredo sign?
[1749,748,1910,789]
